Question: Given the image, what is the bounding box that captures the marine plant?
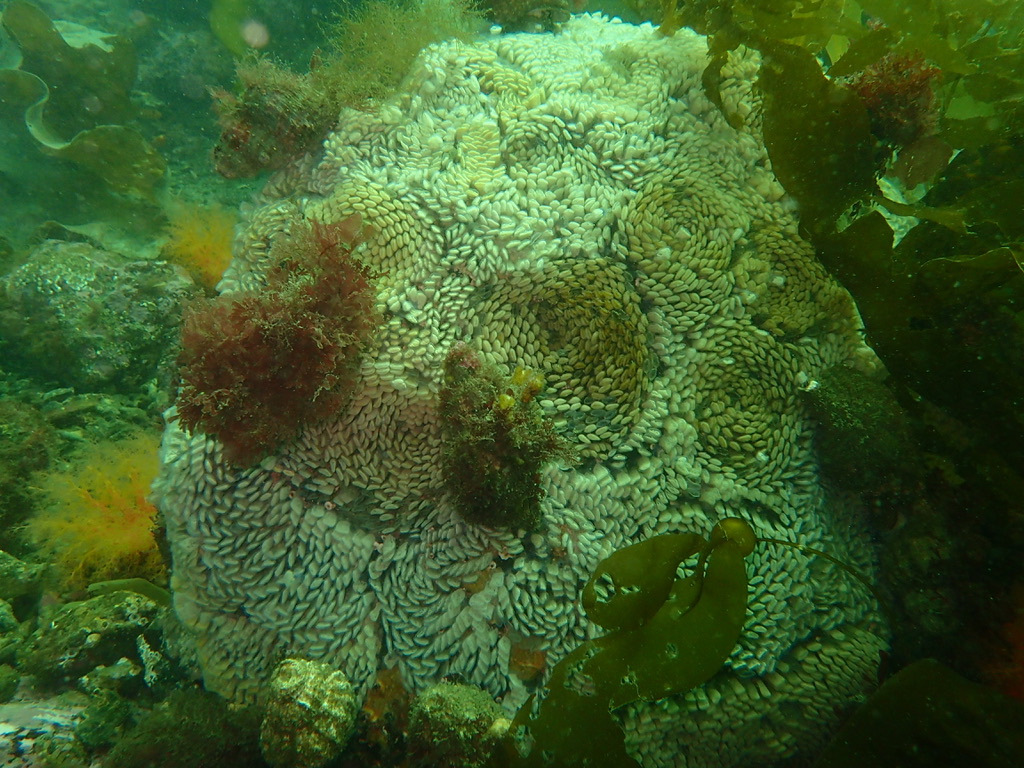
[175,213,379,465]
[162,201,237,289]
[500,518,757,766]
[323,0,484,108]
[499,517,889,767]
[210,0,484,177]
[0,1,165,197]
[439,343,574,531]
[26,430,165,593]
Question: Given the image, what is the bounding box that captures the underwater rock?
[408,682,508,768]
[0,399,57,541]
[0,664,18,702]
[0,239,201,392]
[259,658,357,768]
[814,659,1024,767]
[0,695,88,767]
[103,687,262,768]
[803,365,919,496]
[0,551,43,602]
[0,598,25,667]
[18,592,160,687]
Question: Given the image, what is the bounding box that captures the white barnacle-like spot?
[155,13,887,768]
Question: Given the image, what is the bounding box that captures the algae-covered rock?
[104,687,262,768]
[803,365,919,495]
[259,658,357,768]
[0,239,201,392]
[408,682,508,768]
[0,550,43,601]
[0,600,17,635]
[74,690,134,750]
[0,598,26,667]
[18,592,160,686]
[0,399,57,540]
[0,664,19,702]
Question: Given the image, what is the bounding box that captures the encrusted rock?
[17,592,159,686]
[0,551,42,602]
[0,239,201,392]
[259,658,357,768]
[408,682,508,768]
[156,15,889,767]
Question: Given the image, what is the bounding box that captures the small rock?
[17,592,159,686]
[259,658,357,768]
[407,681,509,768]
[0,551,43,601]
[0,664,19,702]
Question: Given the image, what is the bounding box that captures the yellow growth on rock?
[27,429,165,592]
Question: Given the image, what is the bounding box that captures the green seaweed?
[499,519,755,767]
[813,659,1024,768]
[0,1,164,198]
[759,39,876,234]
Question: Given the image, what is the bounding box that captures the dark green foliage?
[499,520,754,767]
[104,687,265,768]
[759,40,877,234]
[439,343,573,531]
[813,659,1024,768]
[803,365,919,496]
[75,693,134,750]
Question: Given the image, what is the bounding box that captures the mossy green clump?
[75,692,135,751]
[813,659,1024,768]
[324,0,484,109]
[499,519,755,767]
[407,682,508,768]
[439,343,574,532]
[211,0,484,178]
[803,365,919,495]
[103,687,263,768]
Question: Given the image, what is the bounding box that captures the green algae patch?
[500,520,754,767]
[814,659,1024,768]
[104,687,262,768]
